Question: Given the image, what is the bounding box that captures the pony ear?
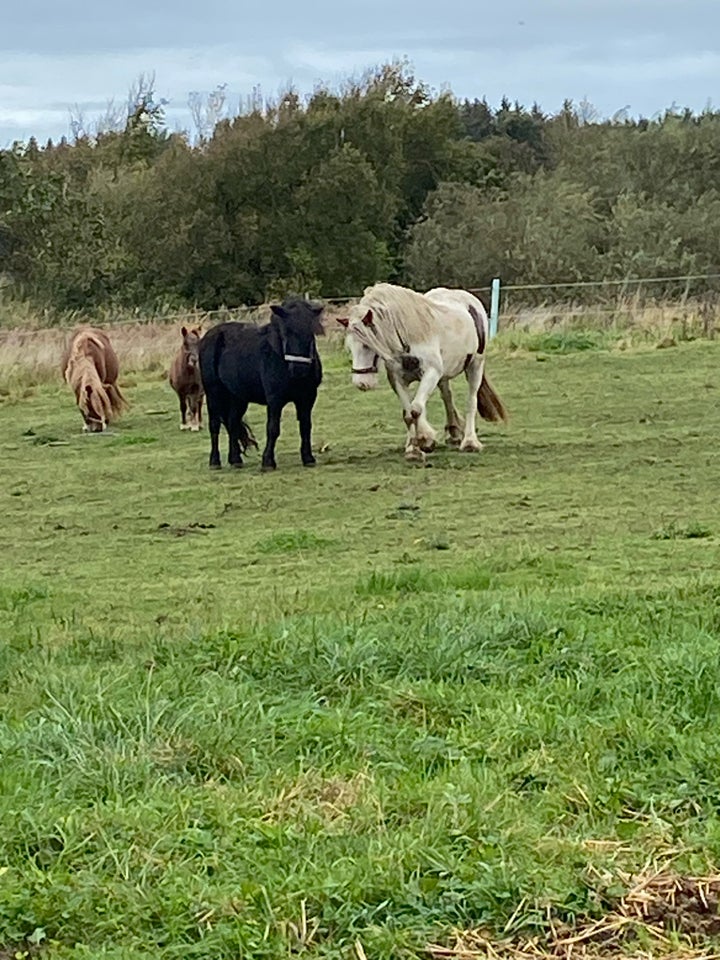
[270,305,288,320]
[336,317,349,328]
[181,326,188,337]
[362,309,374,327]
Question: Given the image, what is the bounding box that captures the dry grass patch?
[427,869,720,960]
[264,771,378,827]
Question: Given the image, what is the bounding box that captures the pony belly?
[442,340,480,378]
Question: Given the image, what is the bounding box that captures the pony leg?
[196,396,203,431]
[179,394,190,430]
[262,403,282,471]
[410,364,442,452]
[386,367,423,459]
[189,394,202,432]
[460,355,484,453]
[439,379,464,445]
[295,397,316,467]
[227,405,248,468]
[207,406,222,469]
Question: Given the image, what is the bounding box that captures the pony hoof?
[180,424,191,431]
[446,435,462,447]
[230,461,244,469]
[190,425,201,433]
[459,440,484,453]
[261,463,277,473]
[418,438,436,454]
[302,459,317,468]
[209,463,222,471]
[405,448,426,463]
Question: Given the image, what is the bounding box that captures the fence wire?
[72,272,720,329]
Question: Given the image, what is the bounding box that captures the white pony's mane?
[349,283,437,357]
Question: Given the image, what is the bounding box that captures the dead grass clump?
[264,771,374,826]
[427,869,720,959]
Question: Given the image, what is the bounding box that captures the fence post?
[489,278,501,338]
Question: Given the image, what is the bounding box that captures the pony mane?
[64,330,125,423]
[63,330,106,378]
[349,283,437,357]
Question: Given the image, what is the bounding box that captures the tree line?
[1,62,719,318]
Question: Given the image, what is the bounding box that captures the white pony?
[338,282,506,460]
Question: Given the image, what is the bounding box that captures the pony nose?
[352,373,378,391]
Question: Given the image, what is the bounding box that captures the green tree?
[403,174,602,289]
[293,144,393,295]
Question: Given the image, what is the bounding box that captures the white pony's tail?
[477,376,508,423]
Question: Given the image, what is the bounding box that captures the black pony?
[199,298,324,471]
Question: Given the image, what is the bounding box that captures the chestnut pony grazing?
[169,326,204,431]
[62,328,127,432]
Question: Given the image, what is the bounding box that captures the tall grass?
[1,295,716,396]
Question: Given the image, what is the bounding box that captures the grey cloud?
[1,0,718,144]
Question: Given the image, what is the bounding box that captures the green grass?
[1,339,720,958]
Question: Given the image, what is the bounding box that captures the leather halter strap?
[283,354,313,364]
[352,355,379,375]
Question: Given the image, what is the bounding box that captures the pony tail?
[477,376,508,423]
[238,418,258,452]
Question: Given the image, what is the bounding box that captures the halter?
[281,334,316,366]
[352,356,379,375]
[284,354,314,364]
[350,332,408,377]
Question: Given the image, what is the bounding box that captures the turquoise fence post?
[489,277,500,338]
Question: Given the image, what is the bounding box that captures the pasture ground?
[1,334,720,958]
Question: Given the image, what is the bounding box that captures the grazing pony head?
[80,382,113,432]
[269,298,324,379]
[181,326,202,371]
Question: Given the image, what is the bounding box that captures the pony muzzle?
[83,418,106,433]
[352,371,379,391]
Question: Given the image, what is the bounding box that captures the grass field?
[1,332,720,958]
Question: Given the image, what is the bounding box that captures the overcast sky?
[2,0,718,146]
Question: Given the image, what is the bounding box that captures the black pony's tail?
[238,419,258,452]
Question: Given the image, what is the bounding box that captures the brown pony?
[169,326,204,431]
[62,328,127,432]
